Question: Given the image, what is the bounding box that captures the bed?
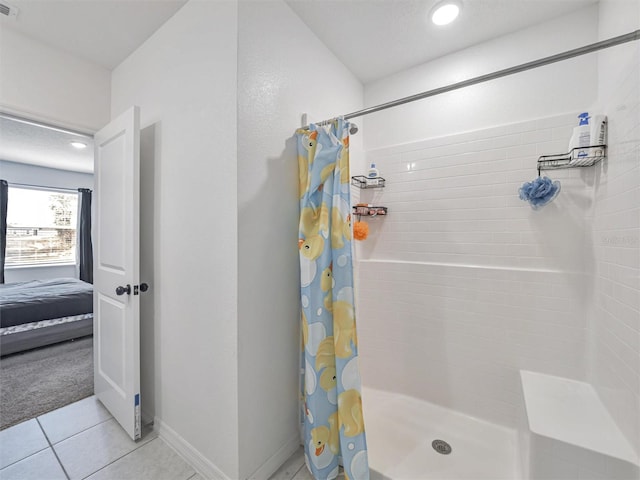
[0,278,93,356]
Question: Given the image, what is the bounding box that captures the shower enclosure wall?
[352,2,639,478]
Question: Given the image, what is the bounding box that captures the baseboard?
[155,417,230,480]
[248,434,302,480]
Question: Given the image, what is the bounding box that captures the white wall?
[5,264,74,283]
[236,1,363,477]
[0,27,110,132]
[354,6,601,429]
[589,0,640,455]
[0,160,93,283]
[111,1,239,477]
[362,4,599,150]
[0,160,93,195]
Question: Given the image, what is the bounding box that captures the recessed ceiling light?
[431,0,461,26]
[70,141,87,149]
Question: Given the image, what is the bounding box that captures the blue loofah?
[519,176,561,210]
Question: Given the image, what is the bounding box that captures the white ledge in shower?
[357,258,580,275]
[519,370,639,480]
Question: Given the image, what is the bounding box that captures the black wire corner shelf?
[537,145,606,175]
[351,175,386,189]
[353,205,388,218]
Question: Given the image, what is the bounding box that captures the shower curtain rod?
[308,30,640,127]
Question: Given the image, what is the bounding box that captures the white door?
[93,106,142,441]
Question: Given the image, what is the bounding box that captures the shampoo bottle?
[568,112,591,165]
[366,162,380,186]
[568,112,591,152]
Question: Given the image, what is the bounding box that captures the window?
[6,187,79,267]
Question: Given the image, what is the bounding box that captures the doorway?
[0,112,95,429]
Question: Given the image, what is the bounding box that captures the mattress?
[0,278,93,328]
[0,313,93,356]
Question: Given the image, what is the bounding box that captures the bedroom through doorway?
[0,113,96,430]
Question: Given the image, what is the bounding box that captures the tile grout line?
[79,434,160,479]
[0,445,50,471]
[46,416,114,446]
[291,461,307,480]
[36,417,71,480]
[38,411,153,480]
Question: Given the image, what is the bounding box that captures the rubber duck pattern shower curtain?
[296,119,370,480]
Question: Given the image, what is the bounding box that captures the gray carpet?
[0,336,94,430]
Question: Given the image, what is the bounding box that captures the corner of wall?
[155,417,232,480]
[236,1,362,478]
[587,0,640,455]
[111,0,240,477]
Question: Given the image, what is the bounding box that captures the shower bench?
[518,370,639,480]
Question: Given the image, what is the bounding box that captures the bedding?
[0,278,93,328]
[0,278,93,356]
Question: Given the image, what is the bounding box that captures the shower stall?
[335,5,640,479]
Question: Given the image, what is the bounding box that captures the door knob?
[139,283,149,293]
[116,284,131,296]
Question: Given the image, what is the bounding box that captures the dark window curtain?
[0,180,7,284]
[78,188,93,284]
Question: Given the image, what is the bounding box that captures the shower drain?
[432,439,452,455]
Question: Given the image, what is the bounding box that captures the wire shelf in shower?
[537,145,606,175]
[351,175,386,189]
[353,205,388,218]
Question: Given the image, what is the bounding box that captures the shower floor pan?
[362,387,520,480]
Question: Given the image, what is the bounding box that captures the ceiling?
[0,116,94,173]
[285,0,598,83]
[0,0,597,173]
[1,0,600,83]
[0,0,188,70]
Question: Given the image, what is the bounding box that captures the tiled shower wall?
[590,36,640,452]
[355,113,596,428]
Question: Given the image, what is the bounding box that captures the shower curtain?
[297,119,369,480]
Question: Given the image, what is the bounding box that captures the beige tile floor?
[269,448,351,480]
[0,395,320,480]
[0,396,200,480]
[268,447,312,480]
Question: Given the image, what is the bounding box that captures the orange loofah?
[353,221,369,241]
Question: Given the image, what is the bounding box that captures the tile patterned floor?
[268,447,312,480]
[268,447,349,480]
[1,395,318,480]
[0,396,199,480]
